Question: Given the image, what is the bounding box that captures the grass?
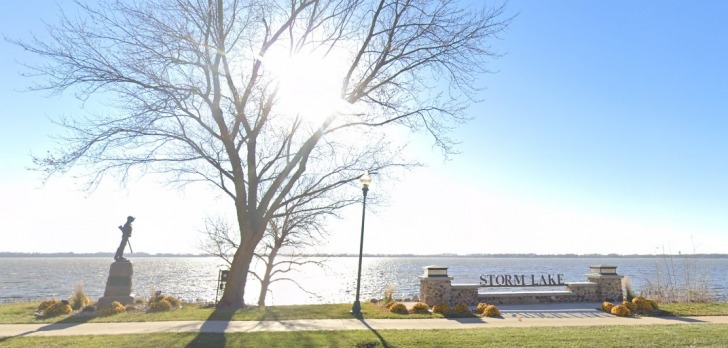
[3,301,728,347]
[658,302,728,316]
[0,302,440,324]
[2,324,728,347]
[3,301,728,325]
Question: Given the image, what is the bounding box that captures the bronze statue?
[114,216,135,262]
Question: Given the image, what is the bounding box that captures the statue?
[114,216,135,262]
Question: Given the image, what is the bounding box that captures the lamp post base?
[351,301,362,317]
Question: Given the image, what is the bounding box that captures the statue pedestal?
[97,261,135,307]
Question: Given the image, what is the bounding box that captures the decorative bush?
[600,301,614,313]
[610,304,631,317]
[453,303,470,314]
[482,305,501,318]
[148,291,181,312]
[38,300,60,312]
[69,283,91,310]
[82,305,96,313]
[382,285,395,305]
[384,300,396,309]
[475,303,489,314]
[647,299,659,311]
[389,302,408,315]
[98,301,126,316]
[432,303,450,314]
[621,301,636,312]
[633,296,657,312]
[149,299,173,312]
[44,302,73,316]
[166,296,181,308]
[410,302,430,314]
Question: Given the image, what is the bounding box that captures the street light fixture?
[352,171,371,316]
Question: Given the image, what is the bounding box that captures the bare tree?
[12,0,512,308]
[201,173,358,306]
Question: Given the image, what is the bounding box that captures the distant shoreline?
[2,252,728,258]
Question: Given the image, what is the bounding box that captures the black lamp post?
[352,171,372,316]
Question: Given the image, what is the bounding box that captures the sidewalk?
[3,303,728,338]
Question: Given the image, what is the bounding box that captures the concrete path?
[3,303,728,338]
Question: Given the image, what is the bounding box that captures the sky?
[0,0,726,256]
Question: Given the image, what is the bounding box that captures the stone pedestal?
[419,265,454,307]
[587,265,623,302]
[97,261,135,307]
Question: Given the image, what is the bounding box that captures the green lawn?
[1,324,728,347]
[3,301,728,347]
[2,301,728,325]
[0,302,441,324]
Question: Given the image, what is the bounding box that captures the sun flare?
[260,50,350,125]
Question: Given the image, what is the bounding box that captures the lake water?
[1,256,726,305]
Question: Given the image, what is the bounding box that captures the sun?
[260,49,350,125]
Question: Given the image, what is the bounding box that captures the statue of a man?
[114,216,135,262]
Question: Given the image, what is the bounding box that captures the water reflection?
[1,256,726,305]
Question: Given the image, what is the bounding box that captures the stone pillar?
[97,261,135,307]
[586,265,623,302]
[418,265,453,307]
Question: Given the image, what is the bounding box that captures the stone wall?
[418,276,452,307]
[587,275,623,302]
[418,265,623,307]
[479,291,576,305]
[450,285,479,305]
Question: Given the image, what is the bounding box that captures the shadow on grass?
[0,312,95,344]
[356,317,391,348]
[185,307,237,348]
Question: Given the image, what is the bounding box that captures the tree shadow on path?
[185,307,236,348]
[0,312,94,344]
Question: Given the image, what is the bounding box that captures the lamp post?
[352,171,372,316]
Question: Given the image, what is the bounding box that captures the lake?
[1,256,726,305]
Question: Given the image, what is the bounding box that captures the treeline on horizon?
[2,252,728,258]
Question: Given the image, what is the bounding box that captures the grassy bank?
[0,302,439,324]
[2,324,728,347]
[1,301,728,325]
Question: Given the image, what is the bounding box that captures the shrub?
[382,285,395,305]
[453,303,470,314]
[44,302,73,316]
[610,304,631,317]
[475,303,489,314]
[482,305,500,318]
[432,303,450,314]
[149,299,172,312]
[166,296,181,308]
[69,283,91,310]
[388,302,408,315]
[621,301,636,312]
[384,300,396,309]
[38,300,60,312]
[622,276,635,302]
[147,291,181,312]
[600,301,614,313]
[633,296,656,312]
[98,301,126,316]
[410,302,430,314]
[82,305,96,313]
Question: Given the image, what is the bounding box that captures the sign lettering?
[479,273,566,287]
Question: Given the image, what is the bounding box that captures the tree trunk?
[257,247,280,306]
[218,239,256,308]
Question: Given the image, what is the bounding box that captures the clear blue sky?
[1,0,726,255]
